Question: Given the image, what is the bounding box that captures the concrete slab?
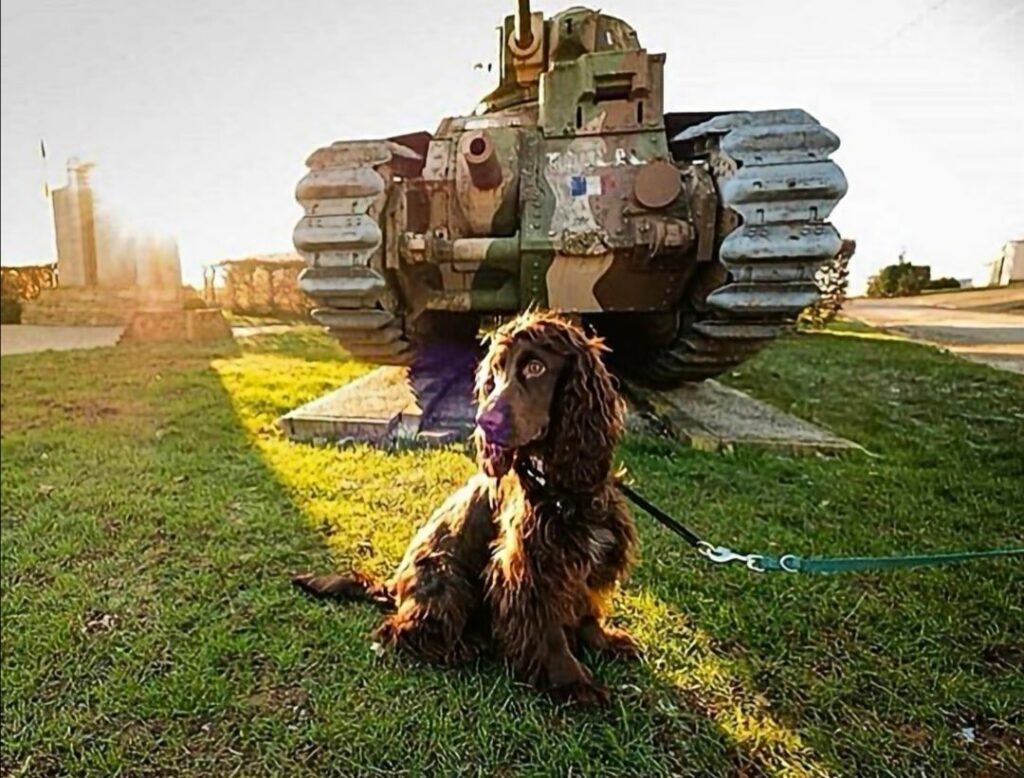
[282,363,860,455]
[0,324,124,356]
[625,380,862,455]
[279,367,423,444]
[280,346,478,445]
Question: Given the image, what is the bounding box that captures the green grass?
[2,325,1022,777]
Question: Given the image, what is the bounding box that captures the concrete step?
[30,289,140,303]
[28,286,190,303]
[625,380,863,454]
[282,367,862,455]
[21,303,134,326]
[20,286,194,327]
[279,366,422,444]
[118,308,232,344]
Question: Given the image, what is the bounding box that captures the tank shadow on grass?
[1,338,342,774]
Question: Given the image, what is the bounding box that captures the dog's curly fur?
[293,312,638,703]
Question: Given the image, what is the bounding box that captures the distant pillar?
[76,164,98,286]
[51,159,98,287]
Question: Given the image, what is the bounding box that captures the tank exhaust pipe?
[514,0,534,50]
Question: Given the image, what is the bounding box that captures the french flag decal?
[569,175,603,197]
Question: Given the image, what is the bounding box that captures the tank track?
[645,109,848,384]
[293,140,416,364]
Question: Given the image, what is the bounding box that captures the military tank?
[293,1,847,387]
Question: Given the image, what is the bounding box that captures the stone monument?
[21,159,230,342]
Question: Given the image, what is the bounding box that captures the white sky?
[2,0,1022,292]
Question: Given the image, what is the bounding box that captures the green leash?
[615,481,1024,575]
[704,545,1024,574]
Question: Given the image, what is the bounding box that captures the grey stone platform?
[280,364,859,455]
[624,381,860,455]
[280,345,478,446]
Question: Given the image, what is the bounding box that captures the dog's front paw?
[601,627,642,661]
[578,620,642,661]
[291,572,321,594]
[550,679,611,707]
[291,572,363,600]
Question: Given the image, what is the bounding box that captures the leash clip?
[698,542,765,572]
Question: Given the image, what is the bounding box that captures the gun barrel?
[514,0,534,49]
[464,132,502,190]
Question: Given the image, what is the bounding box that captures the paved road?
[0,323,294,357]
[0,324,124,356]
[845,298,1024,375]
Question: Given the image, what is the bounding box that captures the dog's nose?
[475,404,508,442]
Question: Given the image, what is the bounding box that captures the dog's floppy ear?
[474,330,503,404]
[549,329,624,486]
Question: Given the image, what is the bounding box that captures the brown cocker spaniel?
[293,312,638,704]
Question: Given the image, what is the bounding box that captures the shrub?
[0,296,22,324]
[800,239,856,328]
[924,277,961,291]
[866,253,931,298]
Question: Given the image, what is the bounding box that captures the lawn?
[1,325,1021,776]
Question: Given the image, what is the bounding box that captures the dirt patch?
[45,399,122,422]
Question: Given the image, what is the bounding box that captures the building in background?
[22,158,185,326]
[20,158,229,342]
[976,240,1024,288]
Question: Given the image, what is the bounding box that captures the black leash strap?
[616,481,703,548]
[519,458,706,549]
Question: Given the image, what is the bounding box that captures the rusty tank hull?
[293,4,848,386]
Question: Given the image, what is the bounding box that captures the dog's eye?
[522,359,546,379]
